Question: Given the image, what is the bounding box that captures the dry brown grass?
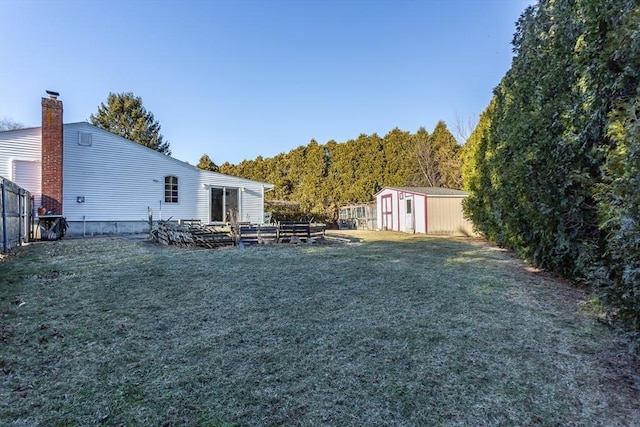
[1,232,638,426]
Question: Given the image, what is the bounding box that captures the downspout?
[1,180,7,254]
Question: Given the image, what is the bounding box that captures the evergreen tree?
[462,0,640,339]
[220,125,464,221]
[90,92,171,155]
[382,128,417,187]
[196,154,220,172]
[461,98,498,239]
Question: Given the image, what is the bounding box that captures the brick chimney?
[41,91,63,215]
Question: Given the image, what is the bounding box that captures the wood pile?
[152,220,234,248]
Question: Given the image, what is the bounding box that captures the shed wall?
[426,196,475,235]
[376,188,398,231]
[375,187,475,236]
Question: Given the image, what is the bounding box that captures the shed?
[375,186,475,236]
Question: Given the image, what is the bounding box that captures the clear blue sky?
[1,0,533,166]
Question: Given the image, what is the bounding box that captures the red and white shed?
[375,187,475,235]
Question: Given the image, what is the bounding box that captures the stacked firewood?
[151,221,234,248]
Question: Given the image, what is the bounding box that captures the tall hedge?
[463,0,639,340]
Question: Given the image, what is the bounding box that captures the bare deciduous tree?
[413,122,463,189]
[0,117,25,131]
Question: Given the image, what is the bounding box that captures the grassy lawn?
[1,231,638,426]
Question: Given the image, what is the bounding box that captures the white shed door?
[405,197,414,233]
[12,160,41,209]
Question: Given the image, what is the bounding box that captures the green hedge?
[462,0,639,342]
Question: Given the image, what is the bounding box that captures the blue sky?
[0,0,533,165]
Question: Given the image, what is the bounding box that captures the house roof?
[377,186,468,197]
[3,121,275,189]
[71,122,275,189]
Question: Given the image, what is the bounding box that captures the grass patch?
[1,232,638,426]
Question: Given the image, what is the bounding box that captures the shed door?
[405,197,414,233]
[381,195,393,230]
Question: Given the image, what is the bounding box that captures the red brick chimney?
[41,91,64,215]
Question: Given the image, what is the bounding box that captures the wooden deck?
[151,220,325,248]
[238,221,326,245]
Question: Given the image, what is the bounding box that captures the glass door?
[210,187,239,223]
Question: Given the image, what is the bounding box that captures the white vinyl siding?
[63,123,200,222]
[0,127,41,177]
[197,173,268,224]
[1,123,272,226]
[12,160,41,209]
[0,128,42,209]
[62,122,271,224]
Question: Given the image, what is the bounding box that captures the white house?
[0,93,274,235]
[375,186,475,236]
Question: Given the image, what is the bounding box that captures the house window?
[164,175,178,203]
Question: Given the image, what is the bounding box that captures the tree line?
[462,0,639,341]
[197,121,462,222]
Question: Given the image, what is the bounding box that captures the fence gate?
[1,177,32,254]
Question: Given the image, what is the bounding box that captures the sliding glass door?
[210,187,239,223]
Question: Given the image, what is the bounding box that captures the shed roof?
[377,186,468,197]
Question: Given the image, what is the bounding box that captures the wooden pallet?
[152,221,234,248]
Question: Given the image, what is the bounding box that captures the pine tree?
[90,92,171,155]
[197,154,220,172]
